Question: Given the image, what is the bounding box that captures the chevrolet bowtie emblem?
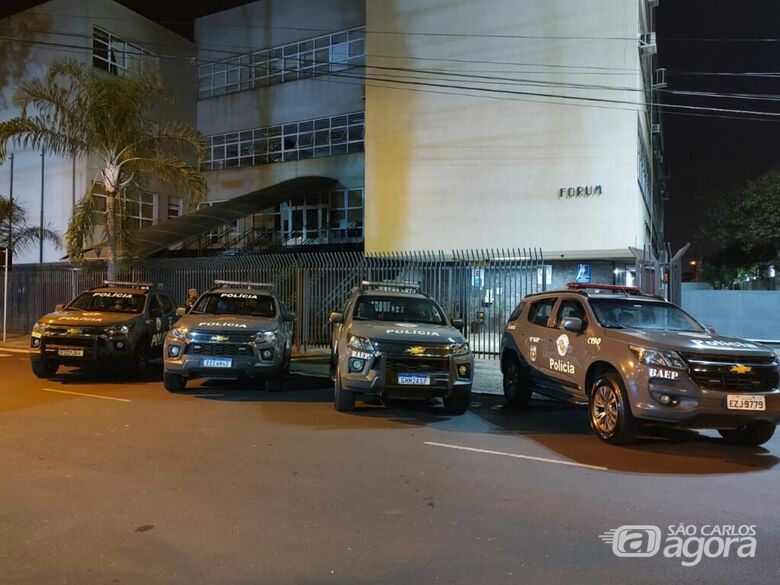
[211,335,230,343]
[67,328,82,335]
[406,346,426,356]
[730,364,752,374]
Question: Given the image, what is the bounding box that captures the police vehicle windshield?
[352,295,447,325]
[191,293,276,317]
[589,298,705,332]
[68,292,145,313]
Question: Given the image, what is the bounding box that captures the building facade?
[1,0,665,285]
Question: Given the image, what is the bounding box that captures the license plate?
[397,374,430,386]
[58,348,84,357]
[203,358,232,368]
[726,394,766,411]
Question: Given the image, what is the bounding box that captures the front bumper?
[163,338,283,379]
[626,369,780,427]
[30,333,133,366]
[339,350,473,401]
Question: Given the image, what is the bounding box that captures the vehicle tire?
[442,387,471,415]
[126,342,149,378]
[588,371,639,445]
[718,422,776,446]
[334,364,355,412]
[502,354,532,407]
[31,360,58,378]
[163,372,187,392]
[265,370,284,392]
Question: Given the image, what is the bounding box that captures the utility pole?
[3,153,14,342]
[39,148,45,264]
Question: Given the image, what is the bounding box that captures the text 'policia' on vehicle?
[329,281,473,414]
[163,281,294,392]
[501,282,780,446]
[29,281,178,378]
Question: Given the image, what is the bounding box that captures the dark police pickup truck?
[30,281,177,378]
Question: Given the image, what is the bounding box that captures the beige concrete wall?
[365,0,648,258]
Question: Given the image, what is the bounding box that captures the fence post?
[294,266,303,354]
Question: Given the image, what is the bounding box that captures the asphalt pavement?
[0,348,778,585]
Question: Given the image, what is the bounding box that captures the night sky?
[3,0,780,256]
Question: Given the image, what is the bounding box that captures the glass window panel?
[240,131,253,142]
[330,191,346,208]
[330,209,345,226]
[348,141,364,153]
[212,135,225,146]
[298,148,313,160]
[254,154,268,165]
[331,42,349,71]
[269,58,284,74]
[348,189,363,207]
[314,118,330,130]
[299,121,313,132]
[270,48,283,59]
[226,158,239,169]
[349,39,364,57]
[315,48,329,69]
[254,128,267,140]
[268,74,283,85]
[347,208,363,223]
[283,44,297,56]
[332,32,348,44]
[331,115,348,128]
[285,56,299,71]
[298,132,313,147]
[283,150,299,162]
[224,133,239,143]
[253,139,267,154]
[269,150,283,163]
[314,130,329,146]
[348,125,364,141]
[240,142,254,156]
[268,126,282,137]
[212,145,225,160]
[226,144,239,158]
[212,160,224,170]
[283,136,297,151]
[349,112,365,124]
[283,123,298,135]
[300,40,313,52]
[331,128,347,143]
[315,37,329,49]
[331,144,347,156]
[269,137,282,152]
[314,146,330,158]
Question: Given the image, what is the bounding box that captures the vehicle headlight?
[31,322,46,338]
[105,324,131,336]
[348,335,374,352]
[254,331,277,344]
[451,342,470,356]
[630,345,687,370]
[168,327,189,341]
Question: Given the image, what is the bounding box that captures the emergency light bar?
[213,280,274,290]
[102,280,158,290]
[567,282,641,295]
[360,280,422,292]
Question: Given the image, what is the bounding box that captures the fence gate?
[1,248,543,358]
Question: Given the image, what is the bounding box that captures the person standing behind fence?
[185,288,199,312]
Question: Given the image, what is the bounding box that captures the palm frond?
[65,182,100,267]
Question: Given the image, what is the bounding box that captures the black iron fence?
[1,249,544,357]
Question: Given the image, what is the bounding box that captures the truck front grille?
[186,343,253,357]
[682,353,779,393]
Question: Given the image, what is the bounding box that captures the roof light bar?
[213,280,274,290]
[360,280,421,292]
[567,282,641,294]
[103,280,157,290]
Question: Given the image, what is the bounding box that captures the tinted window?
[68,292,145,313]
[527,298,555,327]
[589,298,704,332]
[352,295,446,325]
[508,301,525,322]
[191,293,277,317]
[157,295,173,314]
[557,299,586,326]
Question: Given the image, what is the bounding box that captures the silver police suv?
[30,281,177,378]
[329,281,473,414]
[501,283,780,445]
[163,281,295,392]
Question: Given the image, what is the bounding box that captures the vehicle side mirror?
[329,311,344,324]
[175,306,186,317]
[704,325,717,335]
[451,318,464,331]
[283,311,296,322]
[562,317,584,333]
[55,303,64,312]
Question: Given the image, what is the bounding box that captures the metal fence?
[1,249,544,357]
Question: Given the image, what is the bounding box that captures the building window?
[198,27,365,99]
[167,197,182,220]
[203,112,364,171]
[92,27,157,76]
[637,129,652,214]
[94,191,157,228]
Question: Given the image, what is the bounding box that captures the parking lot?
[1,347,778,585]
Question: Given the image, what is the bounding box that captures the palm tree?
[0,194,60,263]
[0,59,207,279]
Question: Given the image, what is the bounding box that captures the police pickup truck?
[329,281,473,414]
[30,281,177,378]
[501,282,780,445]
[163,281,295,392]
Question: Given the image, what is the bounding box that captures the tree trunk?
[105,193,118,281]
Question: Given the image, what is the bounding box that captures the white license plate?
[58,348,84,357]
[397,374,430,386]
[203,358,232,368]
[726,394,766,411]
